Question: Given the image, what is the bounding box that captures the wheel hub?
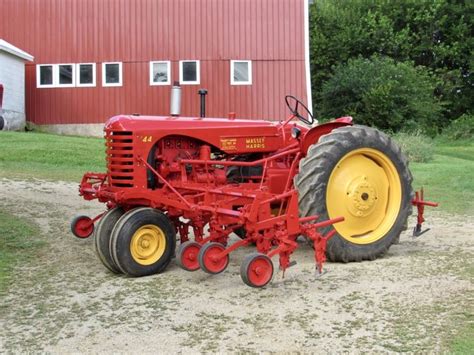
[346,176,377,218]
[130,225,166,265]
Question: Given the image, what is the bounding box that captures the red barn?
[0,0,311,136]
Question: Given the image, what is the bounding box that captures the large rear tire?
[110,208,176,276]
[295,125,413,262]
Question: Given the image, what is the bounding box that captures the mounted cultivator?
[72,95,437,287]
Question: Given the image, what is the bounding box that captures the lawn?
[0,210,44,296]
[450,312,474,354]
[0,131,105,181]
[410,138,474,215]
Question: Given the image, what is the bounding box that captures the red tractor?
[73,95,436,287]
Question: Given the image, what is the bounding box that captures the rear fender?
[300,117,353,156]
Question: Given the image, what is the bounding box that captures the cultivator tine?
[301,216,344,276]
[314,268,328,278]
[411,188,439,237]
[278,260,298,279]
[413,224,431,237]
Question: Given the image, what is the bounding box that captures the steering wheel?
[285,95,314,125]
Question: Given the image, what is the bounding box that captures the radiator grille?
[106,131,134,188]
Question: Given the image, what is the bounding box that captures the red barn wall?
[0,0,310,126]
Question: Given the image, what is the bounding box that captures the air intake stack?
[170,81,181,116]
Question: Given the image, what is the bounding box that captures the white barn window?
[179,60,200,85]
[102,62,122,87]
[37,64,55,88]
[231,60,252,85]
[57,64,75,87]
[77,63,96,87]
[150,61,171,85]
[37,64,76,88]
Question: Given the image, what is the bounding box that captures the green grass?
[433,137,474,161]
[451,326,474,354]
[0,131,105,181]
[0,210,44,295]
[448,261,474,353]
[409,138,474,215]
[0,131,473,214]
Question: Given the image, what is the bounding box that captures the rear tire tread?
[295,125,413,263]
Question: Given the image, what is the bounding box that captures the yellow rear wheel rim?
[130,224,166,265]
[326,148,402,244]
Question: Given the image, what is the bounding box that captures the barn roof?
[0,39,34,61]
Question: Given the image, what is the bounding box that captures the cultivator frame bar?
[80,137,344,278]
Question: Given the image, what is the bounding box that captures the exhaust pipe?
[170,81,181,116]
[198,88,208,118]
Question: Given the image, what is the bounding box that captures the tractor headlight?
[291,126,301,139]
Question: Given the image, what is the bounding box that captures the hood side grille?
[106,131,134,188]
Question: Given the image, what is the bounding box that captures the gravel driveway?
[1,178,472,353]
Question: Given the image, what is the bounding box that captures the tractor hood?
[105,114,299,153]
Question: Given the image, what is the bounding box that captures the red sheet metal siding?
[0,0,308,125]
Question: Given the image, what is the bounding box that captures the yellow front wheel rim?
[130,224,166,265]
[326,148,402,244]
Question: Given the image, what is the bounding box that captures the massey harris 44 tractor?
[72,95,437,287]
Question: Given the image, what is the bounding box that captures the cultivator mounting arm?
[79,173,108,201]
[411,188,439,237]
[300,216,344,274]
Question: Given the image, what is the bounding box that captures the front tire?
[94,207,124,273]
[295,125,413,262]
[110,208,176,276]
[71,215,94,239]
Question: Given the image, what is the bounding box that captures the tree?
[320,56,442,134]
[309,0,473,127]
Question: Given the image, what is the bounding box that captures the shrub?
[309,0,474,124]
[319,56,443,134]
[393,131,434,163]
[441,114,474,140]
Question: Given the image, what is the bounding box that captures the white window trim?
[56,63,76,87]
[37,63,76,88]
[231,60,252,85]
[102,62,123,87]
[76,63,96,87]
[149,61,171,86]
[36,64,56,88]
[179,60,200,85]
